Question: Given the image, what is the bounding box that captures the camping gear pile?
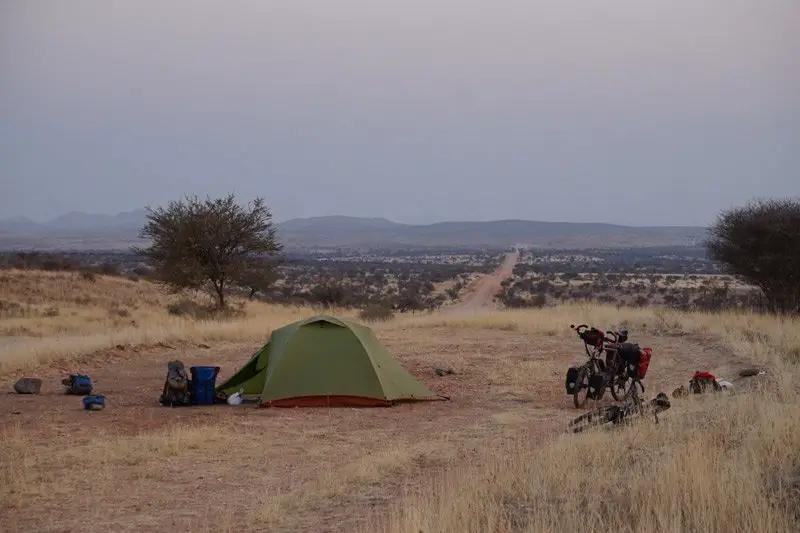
[62,374,106,411]
[690,371,723,394]
[11,373,105,411]
[673,370,736,397]
[158,360,221,407]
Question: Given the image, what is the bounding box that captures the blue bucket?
[190,366,220,405]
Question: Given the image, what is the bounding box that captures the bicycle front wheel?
[573,366,591,408]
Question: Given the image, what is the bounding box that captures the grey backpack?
[159,360,191,406]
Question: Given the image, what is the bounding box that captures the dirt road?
[443,250,519,314]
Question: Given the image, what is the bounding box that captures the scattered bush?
[358,304,395,322]
[108,307,131,318]
[166,299,245,320]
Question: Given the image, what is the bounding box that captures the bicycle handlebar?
[571,324,618,343]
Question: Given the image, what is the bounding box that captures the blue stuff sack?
[189,366,220,405]
[63,374,93,395]
[82,395,105,410]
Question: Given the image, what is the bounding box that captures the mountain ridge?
[0,210,708,251]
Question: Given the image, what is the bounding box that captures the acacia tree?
[706,197,800,315]
[135,194,283,309]
[238,258,281,300]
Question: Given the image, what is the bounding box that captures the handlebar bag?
[580,328,605,347]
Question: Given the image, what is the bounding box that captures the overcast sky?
[1,1,798,226]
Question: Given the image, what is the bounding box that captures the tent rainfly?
[216,314,443,407]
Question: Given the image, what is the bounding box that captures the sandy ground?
[0,316,755,533]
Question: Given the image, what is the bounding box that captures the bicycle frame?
[569,324,625,407]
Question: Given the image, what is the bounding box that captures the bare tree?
[706,197,800,315]
[135,194,283,309]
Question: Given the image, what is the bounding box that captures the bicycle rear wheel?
[609,374,628,401]
[621,379,646,419]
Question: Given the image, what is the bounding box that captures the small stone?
[13,378,42,395]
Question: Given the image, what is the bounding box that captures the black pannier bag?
[587,372,607,400]
[618,342,642,378]
[565,366,581,395]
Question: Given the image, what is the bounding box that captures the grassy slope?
[1,271,798,532]
[0,269,357,373]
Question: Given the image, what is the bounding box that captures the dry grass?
[1,270,798,532]
[1,421,230,502]
[1,419,241,532]
[0,269,358,374]
[364,308,800,533]
[366,392,799,533]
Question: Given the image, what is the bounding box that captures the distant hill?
[277,216,707,250]
[0,211,708,251]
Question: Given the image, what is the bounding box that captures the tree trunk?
[214,280,226,309]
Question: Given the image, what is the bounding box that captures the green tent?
[216,314,441,407]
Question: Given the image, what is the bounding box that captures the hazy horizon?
[0,206,711,228]
[2,1,798,226]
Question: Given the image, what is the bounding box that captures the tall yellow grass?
[367,393,799,532]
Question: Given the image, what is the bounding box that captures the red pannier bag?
[637,347,652,379]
